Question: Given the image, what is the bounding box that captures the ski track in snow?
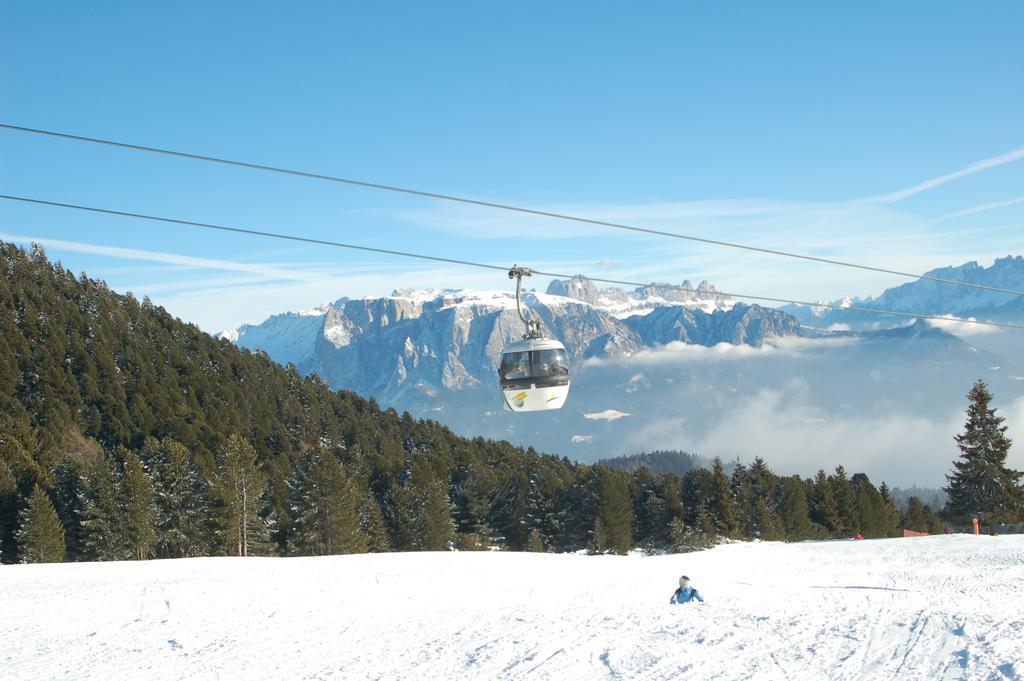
[2,535,1022,680]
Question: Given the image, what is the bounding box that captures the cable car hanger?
[509,265,543,340]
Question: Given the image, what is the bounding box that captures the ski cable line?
[2,121,1023,300]
[3,193,1023,331]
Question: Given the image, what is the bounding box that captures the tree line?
[2,242,1019,564]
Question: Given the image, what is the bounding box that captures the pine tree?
[16,485,65,563]
[830,466,858,536]
[50,430,104,560]
[79,451,133,561]
[634,484,669,551]
[141,438,212,558]
[451,467,497,549]
[851,473,886,538]
[731,464,758,539]
[877,483,900,537]
[392,455,453,551]
[922,504,944,534]
[289,449,366,555]
[945,380,1023,526]
[50,458,87,560]
[809,469,842,536]
[749,457,777,499]
[121,450,156,560]
[903,496,927,532]
[359,491,391,552]
[557,472,598,552]
[0,417,44,562]
[524,467,561,551]
[212,435,270,557]
[777,476,813,541]
[754,498,784,541]
[708,457,739,538]
[591,469,633,554]
[418,476,454,551]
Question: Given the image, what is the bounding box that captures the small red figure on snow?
[855,533,863,540]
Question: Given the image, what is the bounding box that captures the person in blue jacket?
[670,575,704,604]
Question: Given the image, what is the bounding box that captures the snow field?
[2,534,1023,680]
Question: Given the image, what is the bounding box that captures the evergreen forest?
[0,242,997,564]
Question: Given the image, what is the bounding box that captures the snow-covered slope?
[3,535,1022,680]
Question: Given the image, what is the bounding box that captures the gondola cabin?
[499,338,570,412]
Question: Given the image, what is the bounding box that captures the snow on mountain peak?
[298,304,331,317]
[546,275,734,318]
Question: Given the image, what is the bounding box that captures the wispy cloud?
[937,196,1024,222]
[0,231,314,282]
[869,145,1024,204]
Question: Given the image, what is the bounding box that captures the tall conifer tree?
[903,496,927,532]
[946,380,1023,525]
[79,451,132,561]
[877,483,900,537]
[16,484,65,563]
[290,449,366,555]
[708,457,739,538]
[830,466,857,536]
[592,469,633,554]
[360,491,392,552]
[851,474,885,538]
[778,476,812,540]
[212,435,270,557]
[141,438,212,558]
[121,450,156,560]
[809,469,841,536]
[755,497,785,541]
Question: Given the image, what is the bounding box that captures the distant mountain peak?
[545,275,734,317]
[224,279,801,407]
[782,255,1024,330]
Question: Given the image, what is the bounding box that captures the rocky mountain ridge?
[219,271,1024,480]
[224,279,806,406]
[782,255,1024,329]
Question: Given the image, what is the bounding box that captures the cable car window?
[531,349,568,377]
[500,352,531,380]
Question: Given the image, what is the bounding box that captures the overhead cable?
[3,193,1022,331]
[2,122,1022,299]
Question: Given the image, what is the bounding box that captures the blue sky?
[2,1,1022,331]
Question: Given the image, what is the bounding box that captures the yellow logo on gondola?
[546,394,559,402]
[513,391,529,408]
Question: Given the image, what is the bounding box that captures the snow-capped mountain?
[545,275,733,317]
[782,255,1024,329]
[221,273,1024,477]
[221,279,799,406]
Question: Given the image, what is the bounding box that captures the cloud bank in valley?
[619,379,982,488]
[585,336,859,368]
